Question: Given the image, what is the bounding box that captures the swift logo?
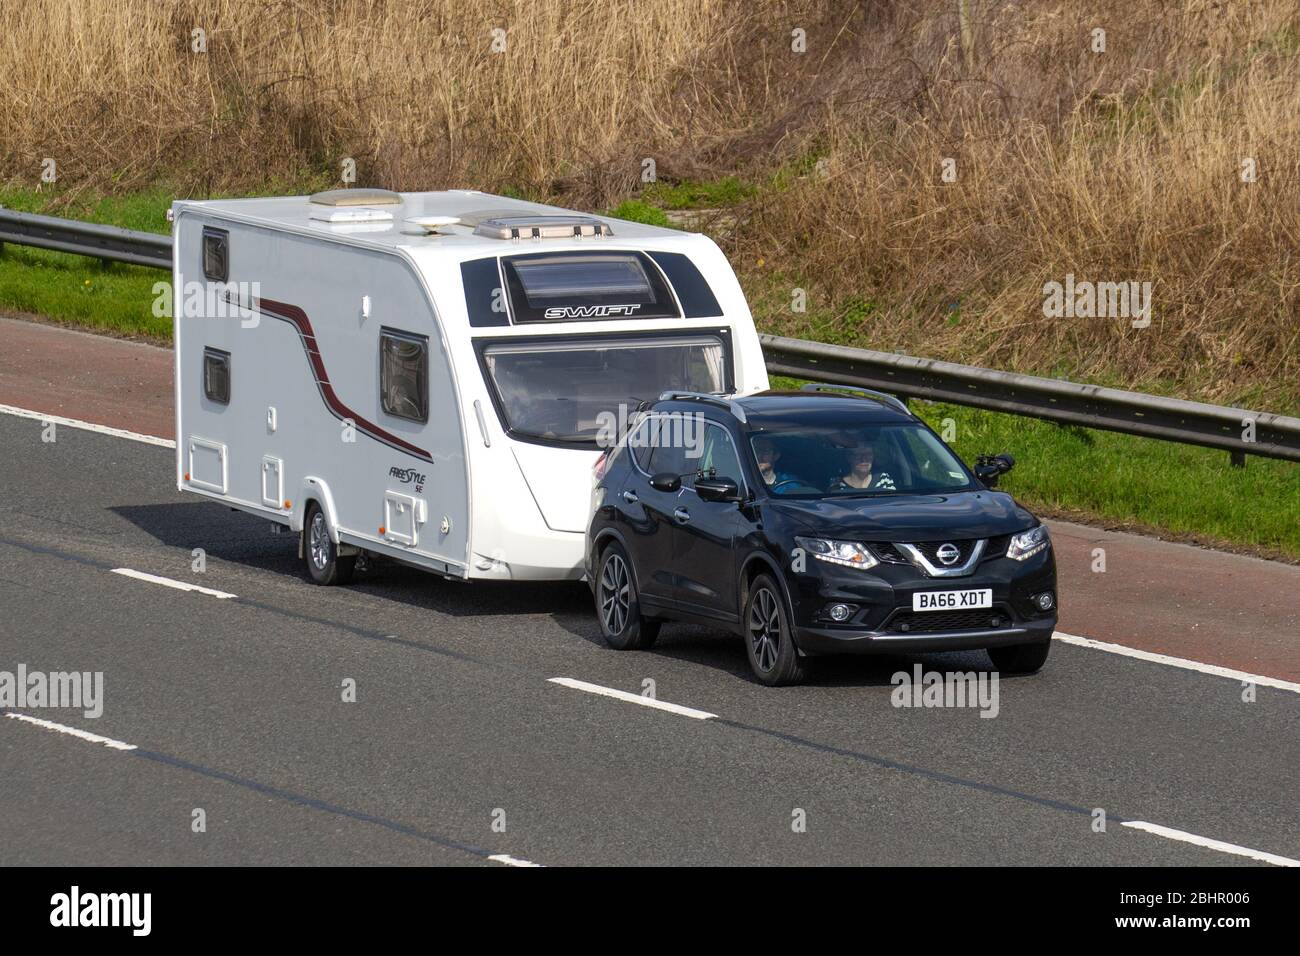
[543,304,642,319]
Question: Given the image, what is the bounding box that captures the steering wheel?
[771,478,817,494]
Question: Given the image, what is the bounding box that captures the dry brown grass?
[2,0,1297,407]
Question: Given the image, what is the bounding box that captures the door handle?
[673,507,691,523]
[622,490,639,503]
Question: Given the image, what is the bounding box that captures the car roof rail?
[656,390,747,423]
[800,382,911,415]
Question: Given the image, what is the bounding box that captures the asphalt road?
[0,414,1297,866]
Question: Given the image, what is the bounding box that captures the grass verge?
[0,188,172,340]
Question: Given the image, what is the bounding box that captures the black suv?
[585,386,1057,685]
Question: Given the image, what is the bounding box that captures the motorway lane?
[0,416,1297,865]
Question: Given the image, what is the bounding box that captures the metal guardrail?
[762,335,1300,464]
[0,207,172,270]
[1,209,1296,464]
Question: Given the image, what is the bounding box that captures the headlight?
[1006,525,1050,561]
[795,536,879,570]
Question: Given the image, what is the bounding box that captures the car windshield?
[481,335,728,444]
[747,420,977,496]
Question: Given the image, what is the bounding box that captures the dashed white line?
[110,567,237,599]
[1053,631,1300,695]
[0,403,173,448]
[1122,820,1300,867]
[4,712,138,751]
[488,854,544,868]
[548,677,717,720]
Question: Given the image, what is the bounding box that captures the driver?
[830,443,896,491]
[752,436,796,486]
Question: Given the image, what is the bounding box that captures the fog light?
[1036,592,1055,611]
[827,603,853,623]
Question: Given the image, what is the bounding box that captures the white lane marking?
[1122,821,1300,867]
[1053,631,1300,695]
[488,854,544,868]
[111,567,237,599]
[5,712,137,751]
[548,677,717,720]
[0,403,173,448]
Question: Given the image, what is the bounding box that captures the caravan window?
[203,347,231,404]
[479,333,729,445]
[501,251,680,323]
[380,329,428,423]
[202,228,229,282]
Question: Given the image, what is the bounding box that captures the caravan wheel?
[304,502,355,586]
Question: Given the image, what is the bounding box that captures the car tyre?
[596,542,660,650]
[744,573,806,686]
[304,501,356,586]
[987,639,1051,673]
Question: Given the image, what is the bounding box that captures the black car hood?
[768,490,1036,541]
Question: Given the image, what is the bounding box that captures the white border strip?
[0,403,173,448]
[1123,821,1300,867]
[5,712,137,751]
[548,677,717,720]
[111,567,236,600]
[488,854,544,868]
[1053,632,1300,695]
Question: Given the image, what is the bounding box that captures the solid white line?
[4,712,137,751]
[0,403,173,448]
[488,854,544,868]
[1122,821,1300,867]
[548,677,717,720]
[111,567,236,599]
[1053,631,1300,694]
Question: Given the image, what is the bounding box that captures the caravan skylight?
[502,251,680,322]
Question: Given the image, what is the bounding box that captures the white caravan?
[171,189,768,583]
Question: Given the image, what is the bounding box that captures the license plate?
[913,589,992,612]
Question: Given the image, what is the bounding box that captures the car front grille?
[869,542,911,564]
[909,540,981,565]
[886,607,1012,634]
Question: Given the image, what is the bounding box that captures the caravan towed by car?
[172,188,768,584]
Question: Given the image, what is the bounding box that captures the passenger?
[830,444,896,491]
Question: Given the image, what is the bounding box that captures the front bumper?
[794,618,1056,655]
[787,547,1057,656]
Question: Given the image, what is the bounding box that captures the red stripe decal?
[254,297,434,463]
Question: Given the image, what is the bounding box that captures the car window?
[748,421,975,497]
[627,415,658,473]
[646,413,695,477]
[693,424,745,491]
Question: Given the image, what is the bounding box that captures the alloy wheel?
[309,512,329,570]
[600,553,631,635]
[749,586,780,672]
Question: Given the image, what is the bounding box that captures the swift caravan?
[171,189,768,583]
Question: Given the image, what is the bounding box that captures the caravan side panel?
[173,211,470,575]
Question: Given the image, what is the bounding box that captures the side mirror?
[649,472,682,493]
[973,453,1016,487]
[695,476,742,503]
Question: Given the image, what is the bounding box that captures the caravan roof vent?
[309,188,402,207]
[473,215,612,241]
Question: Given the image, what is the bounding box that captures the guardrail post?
[1230,450,1246,468]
